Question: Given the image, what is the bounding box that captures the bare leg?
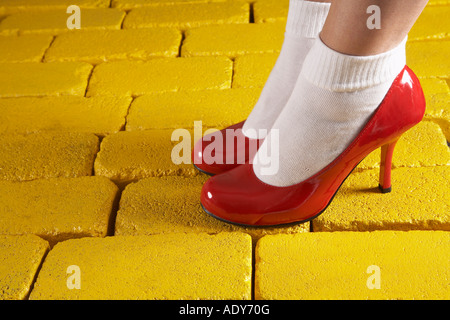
[321,0,428,55]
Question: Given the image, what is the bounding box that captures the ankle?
[301,36,407,92]
[286,0,331,39]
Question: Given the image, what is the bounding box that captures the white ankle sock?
[242,0,330,139]
[253,36,407,187]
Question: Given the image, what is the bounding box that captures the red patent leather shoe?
[192,121,263,175]
[200,66,426,226]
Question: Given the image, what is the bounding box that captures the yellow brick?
[44,28,181,64]
[0,132,99,181]
[255,231,450,300]
[253,0,288,23]
[409,6,450,41]
[406,40,450,78]
[87,57,232,96]
[357,121,450,171]
[425,92,450,141]
[112,0,226,10]
[0,62,93,98]
[420,78,450,96]
[232,53,278,88]
[425,92,450,121]
[0,235,49,300]
[30,232,252,299]
[94,130,198,187]
[420,79,450,140]
[126,88,260,131]
[0,34,52,62]
[0,96,131,137]
[0,177,118,245]
[313,166,450,232]
[427,0,450,5]
[0,8,124,35]
[115,176,309,241]
[0,0,109,15]
[123,2,249,31]
[436,119,450,141]
[181,23,284,58]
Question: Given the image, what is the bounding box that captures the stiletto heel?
[378,139,398,194]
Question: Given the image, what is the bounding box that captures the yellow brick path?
[0,0,448,300]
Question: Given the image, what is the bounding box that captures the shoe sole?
[193,164,215,176]
[200,159,386,228]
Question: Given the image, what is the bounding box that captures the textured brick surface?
[406,40,450,78]
[0,34,52,62]
[420,78,450,95]
[428,0,450,5]
[112,0,226,10]
[424,93,450,140]
[408,6,450,41]
[253,0,289,23]
[0,8,125,35]
[313,166,450,232]
[30,233,252,300]
[87,57,232,96]
[232,53,278,88]
[0,0,109,15]
[126,88,260,130]
[357,121,450,171]
[0,96,131,136]
[255,231,450,299]
[0,62,93,98]
[45,28,181,63]
[182,23,284,58]
[0,132,99,181]
[94,130,197,187]
[0,235,49,300]
[115,176,309,241]
[418,78,450,140]
[0,177,118,245]
[123,1,249,30]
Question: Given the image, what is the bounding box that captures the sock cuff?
[285,0,331,39]
[301,37,407,92]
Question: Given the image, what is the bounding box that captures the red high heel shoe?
[192,121,263,175]
[200,66,426,226]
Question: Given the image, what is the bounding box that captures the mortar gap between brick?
[83,65,96,97]
[119,9,127,29]
[251,240,256,300]
[40,35,56,63]
[91,138,101,177]
[231,57,236,88]
[178,30,186,58]
[249,2,255,23]
[122,96,136,132]
[107,184,123,237]
[25,244,50,300]
[445,78,450,91]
